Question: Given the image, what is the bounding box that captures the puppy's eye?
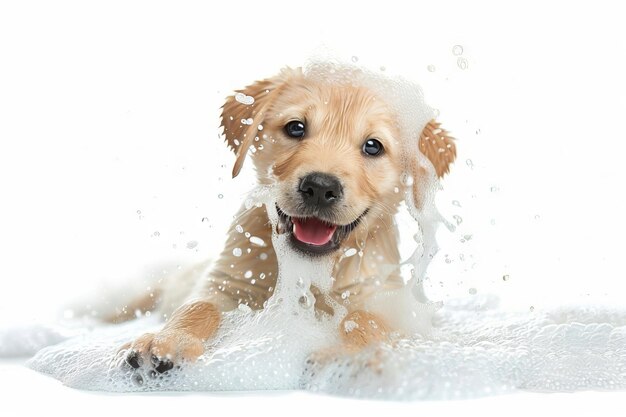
[363,139,384,156]
[284,121,306,138]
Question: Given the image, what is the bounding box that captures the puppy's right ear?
[221,68,302,178]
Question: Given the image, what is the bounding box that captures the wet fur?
[122,67,456,370]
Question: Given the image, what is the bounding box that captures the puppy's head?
[221,67,456,256]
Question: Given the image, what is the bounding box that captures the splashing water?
[8,59,626,399]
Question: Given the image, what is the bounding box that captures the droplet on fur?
[235,224,244,233]
[250,236,266,247]
[233,248,242,257]
[344,248,357,257]
[235,92,254,105]
[244,270,253,279]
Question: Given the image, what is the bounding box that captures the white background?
[1,0,625,416]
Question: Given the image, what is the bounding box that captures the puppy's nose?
[299,172,343,208]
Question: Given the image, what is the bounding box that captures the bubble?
[250,236,266,247]
[427,64,436,72]
[457,57,469,70]
[232,248,242,257]
[234,92,255,105]
[452,45,464,56]
[218,194,224,199]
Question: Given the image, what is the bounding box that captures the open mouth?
[276,205,367,255]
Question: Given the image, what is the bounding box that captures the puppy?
[121,66,456,373]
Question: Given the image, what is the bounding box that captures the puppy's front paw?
[121,330,204,373]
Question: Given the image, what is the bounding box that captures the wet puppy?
[121,66,456,373]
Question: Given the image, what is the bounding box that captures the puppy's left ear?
[221,68,302,178]
[418,120,456,178]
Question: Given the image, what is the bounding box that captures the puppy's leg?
[124,301,220,372]
[340,310,390,348]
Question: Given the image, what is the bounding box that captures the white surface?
[2,360,626,417]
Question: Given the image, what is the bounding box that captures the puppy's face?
[221,68,455,256]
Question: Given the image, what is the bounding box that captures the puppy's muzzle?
[298,172,343,209]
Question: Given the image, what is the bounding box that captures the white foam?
[7,60,626,398]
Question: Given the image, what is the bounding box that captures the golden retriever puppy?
[121,66,456,373]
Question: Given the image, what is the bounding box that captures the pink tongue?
[292,217,337,246]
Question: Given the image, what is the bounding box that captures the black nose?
[299,172,343,208]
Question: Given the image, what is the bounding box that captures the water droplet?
[427,64,436,72]
[453,215,463,225]
[257,124,263,131]
[244,270,253,279]
[351,56,359,63]
[341,290,351,300]
[201,217,209,222]
[186,240,198,249]
[457,57,469,70]
[232,248,242,257]
[379,66,386,71]
[250,236,266,246]
[530,305,535,312]
[469,287,477,295]
[218,193,224,199]
[244,232,251,238]
[490,186,499,193]
[136,210,142,215]
[466,159,474,169]
[452,200,461,207]
[534,214,541,220]
[234,92,255,105]
[259,252,268,260]
[235,224,244,233]
[344,248,357,257]
[503,274,510,281]
[153,231,160,237]
[259,273,266,280]
[299,294,313,309]
[452,45,464,56]
[393,186,400,193]
[241,118,254,125]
